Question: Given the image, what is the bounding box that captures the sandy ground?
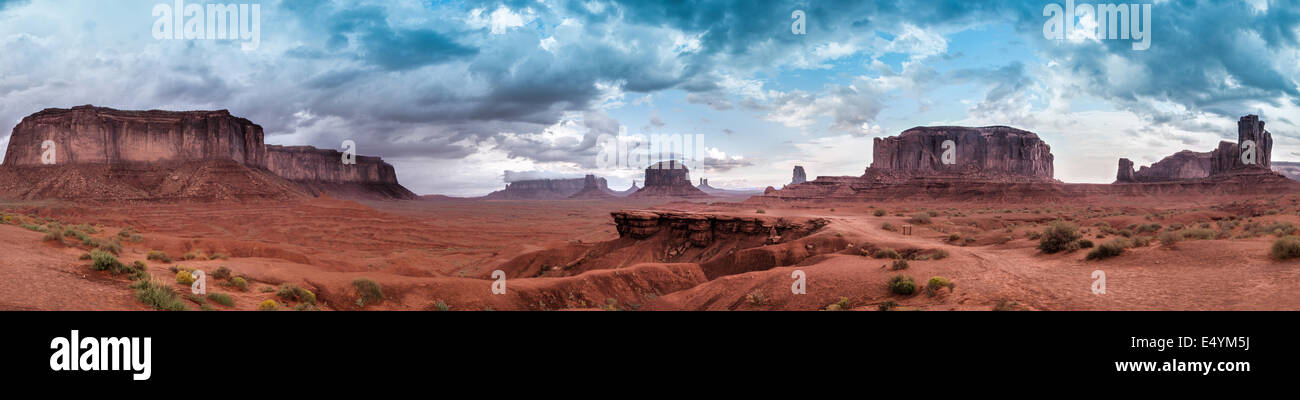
[2,194,1298,310]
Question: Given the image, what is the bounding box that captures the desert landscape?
[1,106,1296,311]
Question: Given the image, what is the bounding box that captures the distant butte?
[0,105,416,201]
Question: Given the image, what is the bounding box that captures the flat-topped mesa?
[1115,150,1213,183]
[0,105,416,200]
[3,105,266,168]
[628,160,709,198]
[868,125,1055,182]
[484,177,590,200]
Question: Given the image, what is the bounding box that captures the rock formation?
[790,166,807,185]
[568,174,616,199]
[697,178,762,197]
[484,177,590,200]
[1114,151,1213,183]
[868,126,1054,182]
[0,105,415,200]
[628,160,708,198]
[1117,115,1276,183]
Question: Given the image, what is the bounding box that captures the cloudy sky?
[1,0,1298,195]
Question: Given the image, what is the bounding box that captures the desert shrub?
[206,293,234,307]
[182,250,206,261]
[1158,230,1181,247]
[877,300,898,311]
[1130,236,1151,247]
[755,209,766,214]
[432,300,450,311]
[992,299,1020,311]
[888,275,917,295]
[930,249,949,260]
[947,233,961,242]
[1270,236,1300,260]
[1179,228,1216,240]
[1136,223,1162,233]
[175,269,197,285]
[1086,239,1128,261]
[226,276,249,291]
[79,252,92,260]
[926,276,954,296]
[130,278,187,311]
[257,300,279,311]
[21,223,46,232]
[890,259,909,271]
[276,283,317,305]
[128,233,143,243]
[881,222,898,232]
[1077,239,1094,249]
[873,248,900,259]
[89,250,127,273]
[294,303,319,311]
[212,266,232,280]
[744,290,766,306]
[1037,221,1081,254]
[117,227,135,239]
[97,240,122,255]
[42,231,65,245]
[824,297,851,311]
[907,213,932,224]
[873,209,887,217]
[146,250,172,263]
[352,278,384,306]
[210,253,228,260]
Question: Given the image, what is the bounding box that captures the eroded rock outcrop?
[611,210,826,247]
[1117,115,1276,183]
[568,174,616,199]
[484,177,589,200]
[869,126,1054,182]
[628,160,708,198]
[790,166,807,185]
[1115,151,1213,183]
[0,105,416,200]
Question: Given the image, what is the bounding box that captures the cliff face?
[0,105,415,200]
[790,166,807,185]
[1116,151,1213,183]
[869,126,1054,181]
[3,105,266,168]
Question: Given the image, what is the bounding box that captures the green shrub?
[42,231,65,245]
[210,253,228,260]
[877,300,898,311]
[182,250,206,261]
[881,223,898,232]
[146,250,172,263]
[206,292,234,307]
[930,249,949,260]
[97,240,122,255]
[117,227,135,239]
[89,250,126,273]
[1270,236,1300,260]
[227,276,249,291]
[1086,239,1127,261]
[432,300,450,311]
[276,283,317,305]
[258,299,279,311]
[212,266,232,280]
[352,278,384,306]
[1077,239,1094,249]
[873,248,900,259]
[889,275,917,295]
[1037,221,1081,254]
[926,276,954,296]
[130,278,187,311]
[890,259,909,271]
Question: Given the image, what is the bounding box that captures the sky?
[1,0,1298,196]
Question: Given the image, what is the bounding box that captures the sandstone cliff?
[1116,115,1276,183]
[568,174,616,199]
[869,126,1054,182]
[1115,151,1213,183]
[0,105,416,200]
[790,165,807,185]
